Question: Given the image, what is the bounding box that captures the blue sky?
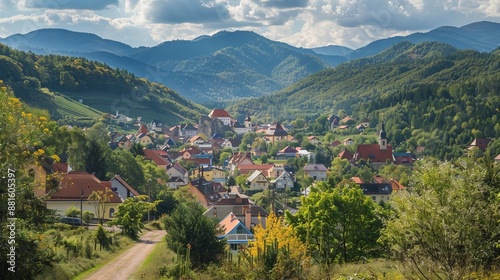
[0,0,499,49]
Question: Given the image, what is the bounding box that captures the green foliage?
[0,43,208,125]
[287,181,383,265]
[230,41,500,160]
[65,206,81,218]
[164,201,226,268]
[110,195,159,239]
[82,210,94,225]
[381,159,500,279]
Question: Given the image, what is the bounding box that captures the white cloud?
[19,0,119,10]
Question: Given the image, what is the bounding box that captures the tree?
[88,188,115,225]
[82,210,94,225]
[381,159,500,279]
[287,181,382,265]
[65,206,81,218]
[110,195,159,239]
[164,202,226,268]
[245,212,308,279]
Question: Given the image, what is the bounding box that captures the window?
[230,244,238,251]
[237,225,244,234]
[372,196,376,201]
[109,208,115,218]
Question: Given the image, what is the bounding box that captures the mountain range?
[1,21,499,104]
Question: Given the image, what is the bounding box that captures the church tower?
[378,122,387,151]
[244,115,252,129]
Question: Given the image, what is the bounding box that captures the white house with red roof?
[209,108,232,126]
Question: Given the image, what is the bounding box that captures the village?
[33,107,496,254]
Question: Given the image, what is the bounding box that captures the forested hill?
[0,43,208,125]
[229,41,500,159]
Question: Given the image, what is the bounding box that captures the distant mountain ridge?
[1,21,499,104]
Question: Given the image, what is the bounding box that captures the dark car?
[60,217,85,226]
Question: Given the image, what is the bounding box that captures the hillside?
[1,29,332,103]
[228,41,500,159]
[0,43,208,125]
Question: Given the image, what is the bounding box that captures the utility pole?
[80,187,84,226]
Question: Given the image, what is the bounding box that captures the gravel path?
[84,230,166,280]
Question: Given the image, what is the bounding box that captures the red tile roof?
[351,177,364,184]
[218,212,243,235]
[238,164,274,176]
[353,144,393,163]
[137,124,148,135]
[389,179,406,191]
[48,172,121,203]
[209,108,231,118]
[143,149,170,166]
[338,149,353,160]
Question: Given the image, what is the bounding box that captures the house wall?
[111,180,134,200]
[306,171,327,181]
[46,201,121,220]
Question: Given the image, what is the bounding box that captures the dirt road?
[84,230,166,280]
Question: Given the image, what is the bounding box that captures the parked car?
[60,217,86,226]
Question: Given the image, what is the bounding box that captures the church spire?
[379,122,387,150]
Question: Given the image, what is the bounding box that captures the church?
[352,123,395,169]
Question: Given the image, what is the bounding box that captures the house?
[228,152,254,172]
[246,170,269,192]
[270,171,294,190]
[338,125,349,130]
[191,166,226,184]
[297,148,314,161]
[341,116,355,124]
[233,116,253,135]
[204,194,269,229]
[188,135,206,146]
[118,135,133,150]
[143,149,171,169]
[360,118,370,128]
[187,178,227,208]
[328,114,341,129]
[355,124,365,132]
[110,175,140,200]
[209,108,232,126]
[166,176,186,189]
[237,164,275,177]
[303,164,328,181]
[495,154,500,163]
[342,138,354,146]
[350,177,364,184]
[166,162,188,182]
[136,133,155,146]
[307,136,320,146]
[217,212,254,251]
[264,122,288,143]
[180,123,198,137]
[338,149,353,161]
[353,123,394,169]
[136,124,149,136]
[393,152,414,165]
[149,119,164,133]
[389,179,406,192]
[277,145,298,158]
[45,172,123,220]
[223,138,242,151]
[359,183,392,204]
[467,138,492,155]
[113,112,133,125]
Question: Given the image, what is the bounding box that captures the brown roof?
[338,149,353,160]
[238,164,275,176]
[229,152,253,165]
[279,145,298,153]
[209,108,231,118]
[330,140,342,147]
[264,123,288,137]
[389,179,406,191]
[353,144,393,163]
[469,138,492,151]
[303,164,328,171]
[218,212,243,235]
[143,149,170,166]
[351,177,364,184]
[48,172,121,203]
[137,124,148,135]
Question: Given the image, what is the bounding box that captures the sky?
[0,0,499,49]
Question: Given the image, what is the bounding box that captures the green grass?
[131,239,176,280]
[22,88,103,120]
